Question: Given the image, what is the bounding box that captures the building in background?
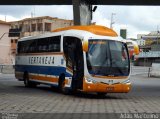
[120,29,127,39]
[136,39,145,46]
[135,31,160,66]
[9,16,73,38]
[137,34,146,39]
[0,16,74,65]
[136,34,146,46]
[137,31,160,52]
[141,31,160,46]
[8,16,74,60]
[0,20,14,65]
[137,31,160,47]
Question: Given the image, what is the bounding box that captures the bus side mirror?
[83,40,88,52]
[125,40,140,55]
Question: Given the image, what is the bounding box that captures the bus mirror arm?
[125,39,140,55]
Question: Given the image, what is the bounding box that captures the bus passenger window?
[17,42,21,53]
[30,40,37,53]
[49,36,60,52]
[37,38,49,52]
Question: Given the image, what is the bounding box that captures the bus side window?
[49,36,60,52]
[25,41,30,53]
[17,42,21,53]
[37,38,49,52]
[21,41,27,53]
[30,40,37,53]
[21,42,25,53]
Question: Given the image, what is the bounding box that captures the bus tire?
[23,72,36,87]
[58,75,70,95]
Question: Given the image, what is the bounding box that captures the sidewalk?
[0,73,14,77]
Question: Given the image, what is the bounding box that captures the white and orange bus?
[15,25,139,95]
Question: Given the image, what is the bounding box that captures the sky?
[0,5,160,38]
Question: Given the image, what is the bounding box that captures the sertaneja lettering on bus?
[29,56,54,65]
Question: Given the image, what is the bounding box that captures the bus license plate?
[106,87,114,91]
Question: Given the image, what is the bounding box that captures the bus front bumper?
[82,79,131,93]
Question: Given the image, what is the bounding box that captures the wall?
[136,39,145,46]
[0,24,13,64]
[51,19,73,30]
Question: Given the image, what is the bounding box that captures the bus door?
[63,36,84,90]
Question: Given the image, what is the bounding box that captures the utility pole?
[5,15,6,22]
[34,6,36,17]
[110,13,116,29]
[157,25,159,45]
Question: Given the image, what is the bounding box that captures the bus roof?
[52,25,118,37]
[19,25,118,42]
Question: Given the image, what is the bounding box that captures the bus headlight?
[85,77,97,84]
[92,80,97,84]
[85,77,92,83]
[122,79,130,84]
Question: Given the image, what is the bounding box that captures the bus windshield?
[86,39,130,76]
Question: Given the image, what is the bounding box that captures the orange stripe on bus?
[30,74,58,83]
[29,74,69,85]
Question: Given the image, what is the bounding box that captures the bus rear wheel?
[23,72,36,87]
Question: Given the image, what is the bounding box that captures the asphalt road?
[0,66,160,119]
